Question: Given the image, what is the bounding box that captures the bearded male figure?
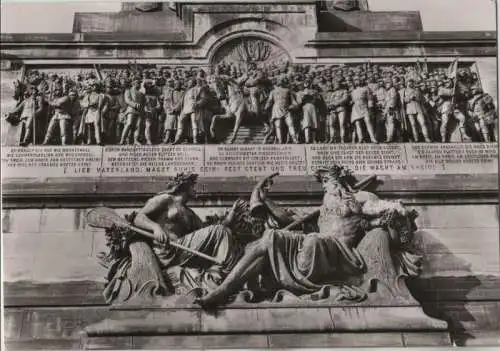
[197,165,421,306]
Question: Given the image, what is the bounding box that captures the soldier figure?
[403,79,432,142]
[79,81,104,145]
[264,76,299,144]
[468,87,498,142]
[195,78,215,144]
[173,78,202,144]
[350,77,378,143]
[423,81,441,141]
[245,68,267,119]
[374,79,387,141]
[296,80,320,144]
[437,78,455,143]
[382,79,400,143]
[116,78,129,143]
[327,80,349,143]
[162,79,184,144]
[7,85,44,146]
[43,88,79,146]
[120,78,146,145]
[102,80,122,145]
[143,81,161,145]
[322,82,336,143]
[47,74,62,101]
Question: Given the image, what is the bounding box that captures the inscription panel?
[405,143,498,174]
[100,145,204,177]
[307,143,498,175]
[204,145,307,177]
[1,144,497,179]
[306,144,408,175]
[1,146,101,178]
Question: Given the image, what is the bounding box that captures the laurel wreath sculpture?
[97,212,138,268]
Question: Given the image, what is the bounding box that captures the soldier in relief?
[120,78,146,145]
[7,85,44,146]
[264,76,299,144]
[162,79,184,144]
[403,79,432,142]
[42,88,80,145]
[350,77,378,143]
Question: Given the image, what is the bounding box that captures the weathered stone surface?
[4,281,106,307]
[4,309,25,340]
[5,275,500,308]
[318,11,422,32]
[39,208,87,232]
[268,332,405,348]
[82,336,133,350]
[20,308,107,340]
[201,308,335,333]
[1,31,495,62]
[403,332,452,346]
[3,256,35,281]
[131,335,269,349]
[6,303,499,348]
[5,339,82,350]
[4,209,42,234]
[455,330,500,347]
[83,306,446,337]
[329,306,447,331]
[73,11,184,34]
[3,173,498,209]
[415,204,499,229]
[415,275,500,302]
[85,309,201,336]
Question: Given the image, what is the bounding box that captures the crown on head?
[165,172,198,193]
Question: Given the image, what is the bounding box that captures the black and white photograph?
[1,0,498,349]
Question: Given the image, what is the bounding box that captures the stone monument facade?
[1,1,498,349]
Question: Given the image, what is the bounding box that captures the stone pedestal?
[82,305,449,349]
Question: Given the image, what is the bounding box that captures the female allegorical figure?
[103,173,244,303]
[197,165,420,306]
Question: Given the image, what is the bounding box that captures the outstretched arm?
[356,191,417,243]
[249,173,297,226]
[356,191,407,217]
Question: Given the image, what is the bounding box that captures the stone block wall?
[3,203,500,348]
